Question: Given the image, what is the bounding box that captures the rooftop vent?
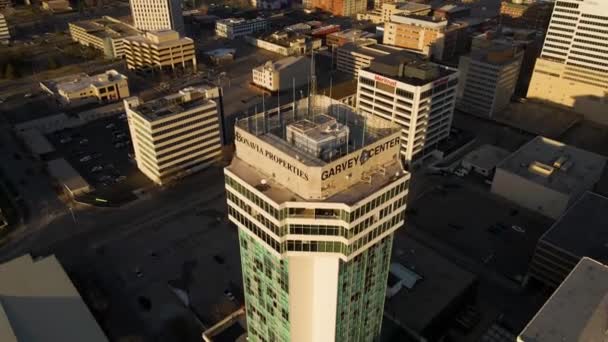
[529,161,554,177]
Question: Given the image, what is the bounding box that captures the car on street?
[511,225,526,233]
[80,155,92,163]
[91,165,103,173]
[79,139,89,145]
[105,123,115,129]
[60,137,72,144]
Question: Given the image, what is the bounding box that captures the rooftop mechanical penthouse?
[225,95,410,342]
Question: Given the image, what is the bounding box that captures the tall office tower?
[0,13,9,44]
[123,30,196,73]
[357,52,459,166]
[225,95,409,342]
[527,0,608,125]
[457,32,524,117]
[125,86,223,185]
[130,0,184,34]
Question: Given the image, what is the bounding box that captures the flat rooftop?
[518,257,608,342]
[47,158,90,193]
[340,43,402,58]
[329,28,376,40]
[71,16,141,39]
[462,144,510,171]
[254,30,313,47]
[541,192,608,260]
[388,234,477,334]
[497,136,607,195]
[133,90,216,121]
[397,2,432,12]
[217,17,266,25]
[0,254,108,342]
[367,51,456,86]
[229,95,404,204]
[124,30,193,47]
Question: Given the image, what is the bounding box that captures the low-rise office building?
[384,14,468,61]
[337,42,403,77]
[123,30,196,73]
[0,13,9,44]
[457,32,524,117]
[518,257,608,342]
[125,87,223,185]
[40,70,129,105]
[215,17,268,39]
[527,192,608,288]
[357,52,459,165]
[252,56,309,92]
[246,30,321,56]
[69,16,142,59]
[357,2,431,24]
[491,136,607,220]
[0,254,108,342]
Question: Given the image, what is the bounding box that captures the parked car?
[91,165,103,173]
[105,123,115,129]
[79,138,89,145]
[79,155,92,163]
[59,137,72,144]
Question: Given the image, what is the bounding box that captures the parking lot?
[406,172,554,282]
[47,114,152,205]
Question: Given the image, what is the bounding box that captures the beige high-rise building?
[123,30,196,73]
[527,0,608,125]
[125,87,223,185]
[130,0,184,34]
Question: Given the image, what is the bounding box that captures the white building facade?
[130,0,184,34]
[357,55,458,165]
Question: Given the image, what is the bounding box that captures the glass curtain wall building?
[224,95,410,342]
